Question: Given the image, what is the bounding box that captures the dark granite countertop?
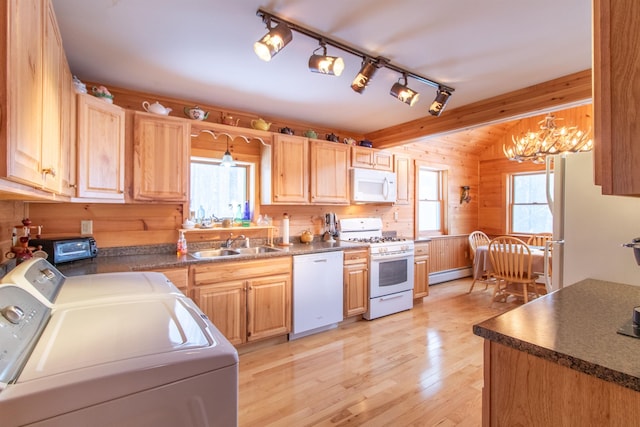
[473,279,640,392]
[56,240,367,276]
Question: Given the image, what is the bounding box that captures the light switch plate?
[81,220,93,235]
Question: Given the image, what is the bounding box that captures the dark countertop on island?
[56,240,367,276]
[473,279,640,392]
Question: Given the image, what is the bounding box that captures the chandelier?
[503,114,593,163]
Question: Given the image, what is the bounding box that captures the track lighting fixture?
[253,18,293,62]
[351,58,379,94]
[221,138,236,167]
[254,8,455,115]
[428,87,452,117]
[308,40,344,76]
[390,73,419,106]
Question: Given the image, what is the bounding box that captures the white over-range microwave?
[350,168,397,204]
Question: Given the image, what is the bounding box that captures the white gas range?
[339,218,414,320]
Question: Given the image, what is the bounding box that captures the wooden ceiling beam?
[366,69,592,149]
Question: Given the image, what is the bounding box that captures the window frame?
[508,170,553,235]
[415,164,448,238]
[189,155,255,220]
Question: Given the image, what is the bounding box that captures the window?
[190,157,254,220]
[416,167,447,236]
[510,172,553,234]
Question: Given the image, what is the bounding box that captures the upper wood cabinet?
[351,146,394,171]
[395,155,411,205]
[2,0,65,193]
[75,93,125,201]
[593,0,640,196]
[262,134,309,204]
[310,140,350,204]
[132,112,190,202]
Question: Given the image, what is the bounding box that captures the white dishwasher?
[291,251,344,340]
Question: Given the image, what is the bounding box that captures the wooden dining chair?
[488,236,541,304]
[468,230,493,293]
[527,233,552,247]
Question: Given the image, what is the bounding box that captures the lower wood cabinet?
[192,257,292,346]
[153,267,189,295]
[414,242,429,299]
[343,249,368,317]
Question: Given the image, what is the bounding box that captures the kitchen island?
[473,279,640,426]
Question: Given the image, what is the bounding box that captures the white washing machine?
[0,258,238,427]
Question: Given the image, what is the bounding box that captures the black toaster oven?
[28,237,98,265]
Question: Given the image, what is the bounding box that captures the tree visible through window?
[510,172,553,234]
[190,157,252,221]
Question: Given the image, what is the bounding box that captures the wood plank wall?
[478,104,593,236]
[0,201,30,261]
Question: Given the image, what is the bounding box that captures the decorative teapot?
[222,115,240,126]
[142,101,172,115]
[251,118,272,131]
[184,105,209,121]
[279,127,294,135]
[300,230,314,243]
[303,130,317,139]
[326,133,339,142]
[343,137,356,145]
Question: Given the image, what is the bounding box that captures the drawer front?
[414,243,429,256]
[344,249,368,265]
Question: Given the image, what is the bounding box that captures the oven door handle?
[371,253,413,262]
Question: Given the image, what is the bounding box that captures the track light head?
[351,58,379,94]
[428,87,452,116]
[390,74,420,106]
[253,20,293,61]
[308,42,344,76]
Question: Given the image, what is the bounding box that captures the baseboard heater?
[429,267,473,285]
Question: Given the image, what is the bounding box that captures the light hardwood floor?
[238,277,520,426]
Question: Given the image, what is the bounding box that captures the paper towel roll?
[281,213,290,246]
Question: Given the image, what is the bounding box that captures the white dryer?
[0,258,238,427]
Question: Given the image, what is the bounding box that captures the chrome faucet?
[222,233,246,249]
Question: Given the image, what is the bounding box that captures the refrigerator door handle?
[546,239,564,292]
[545,155,554,214]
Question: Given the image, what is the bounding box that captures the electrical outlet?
[81,220,93,235]
[393,211,399,221]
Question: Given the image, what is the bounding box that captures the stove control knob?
[2,305,25,324]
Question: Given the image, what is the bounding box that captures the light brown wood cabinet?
[132,112,190,202]
[75,93,125,201]
[2,0,66,193]
[351,146,394,171]
[153,267,189,295]
[482,340,640,426]
[413,241,429,299]
[593,0,640,196]
[192,257,292,345]
[59,56,76,197]
[262,134,309,204]
[310,140,350,204]
[394,155,411,205]
[343,249,368,317]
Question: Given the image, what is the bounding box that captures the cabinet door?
[40,3,63,193]
[6,0,44,186]
[414,256,429,299]
[310,140,349,204]
[373,150,394,171]
[395,156,411,205]
[76,93,125,200]
[344,263,368,317]
[351,146,374,168]
[271,134,308,203]
[59,57,76,196]
[133,112,190,201]
[246,274,291,342]
[593,0,640,195]
[194,280,246,346]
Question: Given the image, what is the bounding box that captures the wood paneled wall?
[478,104,593,235]
[0,201,29,260]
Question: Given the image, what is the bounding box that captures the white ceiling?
[51,0,592,135]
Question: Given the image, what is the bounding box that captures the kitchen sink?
[236,246,283,255]
[190,246,282,259]
[191,249,240,259]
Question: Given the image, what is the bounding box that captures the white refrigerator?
[550,151,640,290]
